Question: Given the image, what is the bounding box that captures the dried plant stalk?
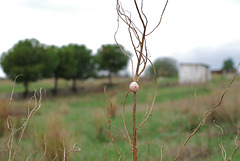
[132,92,137,160]
[7,89,43,161]
[214,121,227,160]
[226,124,240,161]
[104,0,169,160]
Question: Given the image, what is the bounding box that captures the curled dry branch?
[61,140,81,161]
[214,121,227,160]
[39,133,47,161]
[174,63,240,161]
[56,138,81,161]
[226,124,240,161]
[214,122,240,161]
[137,58,157,130]
[105,0,169,160]
[7,89,44,161]
[115,0,169,81]
[201,136,211,161]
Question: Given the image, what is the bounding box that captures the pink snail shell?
[129,82,139,92]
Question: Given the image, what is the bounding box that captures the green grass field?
[0,75,240,161]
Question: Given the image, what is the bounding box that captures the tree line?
[1,38,234,97]
[0,38,130,96]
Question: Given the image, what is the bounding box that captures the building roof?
[179,63,209,68]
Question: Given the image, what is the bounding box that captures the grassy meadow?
[0,74,240,161]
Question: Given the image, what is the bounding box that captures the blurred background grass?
[0,74,239,161]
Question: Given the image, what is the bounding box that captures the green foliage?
[42,45,60,78]
[147,57,177,77]
[53,44,95,92]
[222,58,234,73]
[96,44,129,84]
[1,39,43,81]
[54,45,78,80]
[0,38,47,94]
[69,44,95,79]
[53,45,78,94]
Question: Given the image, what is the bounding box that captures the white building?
[178,63,211,84]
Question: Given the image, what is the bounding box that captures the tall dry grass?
[94,108,107,141]
[34,113,71,161]
[0,99,8,136]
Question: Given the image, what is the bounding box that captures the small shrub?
[35,113,70,161]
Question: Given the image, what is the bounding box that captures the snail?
[129,82,139,93]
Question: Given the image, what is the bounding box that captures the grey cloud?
[175,40,240,70]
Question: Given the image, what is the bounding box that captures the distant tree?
[68,44,95,92]
[222,58,234,73]
[42,45,60,78]
[0,38,46,97]
[96,44,129,85]
[53,45,78,94]
[147,57,177,77]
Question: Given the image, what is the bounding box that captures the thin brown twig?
[103,87,129,141]
[133,0,146,29]
[160,146,163,161]
[65,143,81,159]
[226,124,240,161]
[104,86,130,142]
[116,1,142,35]
[144,143,150,161]
[203,63,240,123]
[7,121,14,161]
[194,89,200,121]
[135,28,146,78]
[214,121,226,161]
[234,124,240,147]
[140,0,148,27]
[201,137,211,161]
[114,16,134,79]
[112,123,130,144]
[110,129,123,161]
[9,74,23,105]
[124,149,132,161]
[113,0,169,160]
[146,0,169,36]
[137,58,157,130]
[132,92,137,161]
[27,93,36,115]
[62,139,66,161]
[25,150,38,161]
[104,86,123,161]
[10,89,43,161]
[197,90,211,160]
[235,153,240,157]
[122,90,133,147]
[137,40,149,76]
[142,104,149,121]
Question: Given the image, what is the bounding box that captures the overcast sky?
[0,0,240,77]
